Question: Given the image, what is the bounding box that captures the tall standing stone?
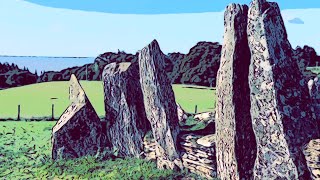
[215,4,256,180]
[247,0,320,179]
[103,62,150,157]
[139,40,182,170]
[52,74,105,160]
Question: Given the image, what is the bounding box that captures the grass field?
[0,121,203,179]
[0,82,214,179]
[0,81,216,119]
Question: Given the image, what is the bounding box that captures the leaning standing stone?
[139,40,182,170]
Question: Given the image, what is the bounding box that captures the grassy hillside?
[0,81,216,119]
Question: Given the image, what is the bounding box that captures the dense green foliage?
[38,42,222,87]
[168,42,221,87]
[0,81,216,119]
[293,45,320,79]
[0,62,37,90]
[1,43,319,90]
[0,122,204,179]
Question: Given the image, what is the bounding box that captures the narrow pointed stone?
[52,74,105,160]
[216,3,256,180]
[139,40,182,170]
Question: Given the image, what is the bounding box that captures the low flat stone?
[187,154,198,161]
[180,134,202,141]
[180,141,199,148]
[182,158,215,170]
[145,152,156,160]
[181,146,215,155]
[198,158,214,164]
[194,112,215,122]
[196,165,216,176]
[190,169,215,180]
[196,134,215,148]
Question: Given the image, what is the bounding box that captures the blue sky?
[24,0,320,14]
[0,0,319,57]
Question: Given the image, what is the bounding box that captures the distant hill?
[0,42,319,90]
[168,42,221,87]
[38,42,222,87]
[293,45,320,80]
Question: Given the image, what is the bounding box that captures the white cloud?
[282,9,320,51]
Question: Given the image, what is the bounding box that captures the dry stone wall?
[143,132,217,179]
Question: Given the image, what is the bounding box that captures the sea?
[0,56,95,74]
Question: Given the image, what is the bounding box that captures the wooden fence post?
[195,105,198,114]
[17,105,21,121]
[52,104,54,120]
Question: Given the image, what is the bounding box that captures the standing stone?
[247,0,319,179]
[215,4,256,180]
[139,40,182,170]
[52,74,104,160]
[103,62,150,157]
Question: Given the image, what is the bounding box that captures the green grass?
[0,121,203,179]
[0,121,54,179]
[0,81,216,119]
[306,66,320,76]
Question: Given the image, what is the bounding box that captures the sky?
[23,0,320,14]
[0,0,319,57]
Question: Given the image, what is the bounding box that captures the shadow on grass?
[182,86,216,90]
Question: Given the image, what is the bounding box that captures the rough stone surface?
[247,0,320,179]
[193,112,215,122]
[139,40,182,170]
[180,112,215,135]
[303,139,320,180]
[197,134,215,148]
[309,77,320,122]
[103,62,151,157]
[179,133,217,179]
[215,3,256,180]
[52,74,104,160]
[177,103,189,123]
